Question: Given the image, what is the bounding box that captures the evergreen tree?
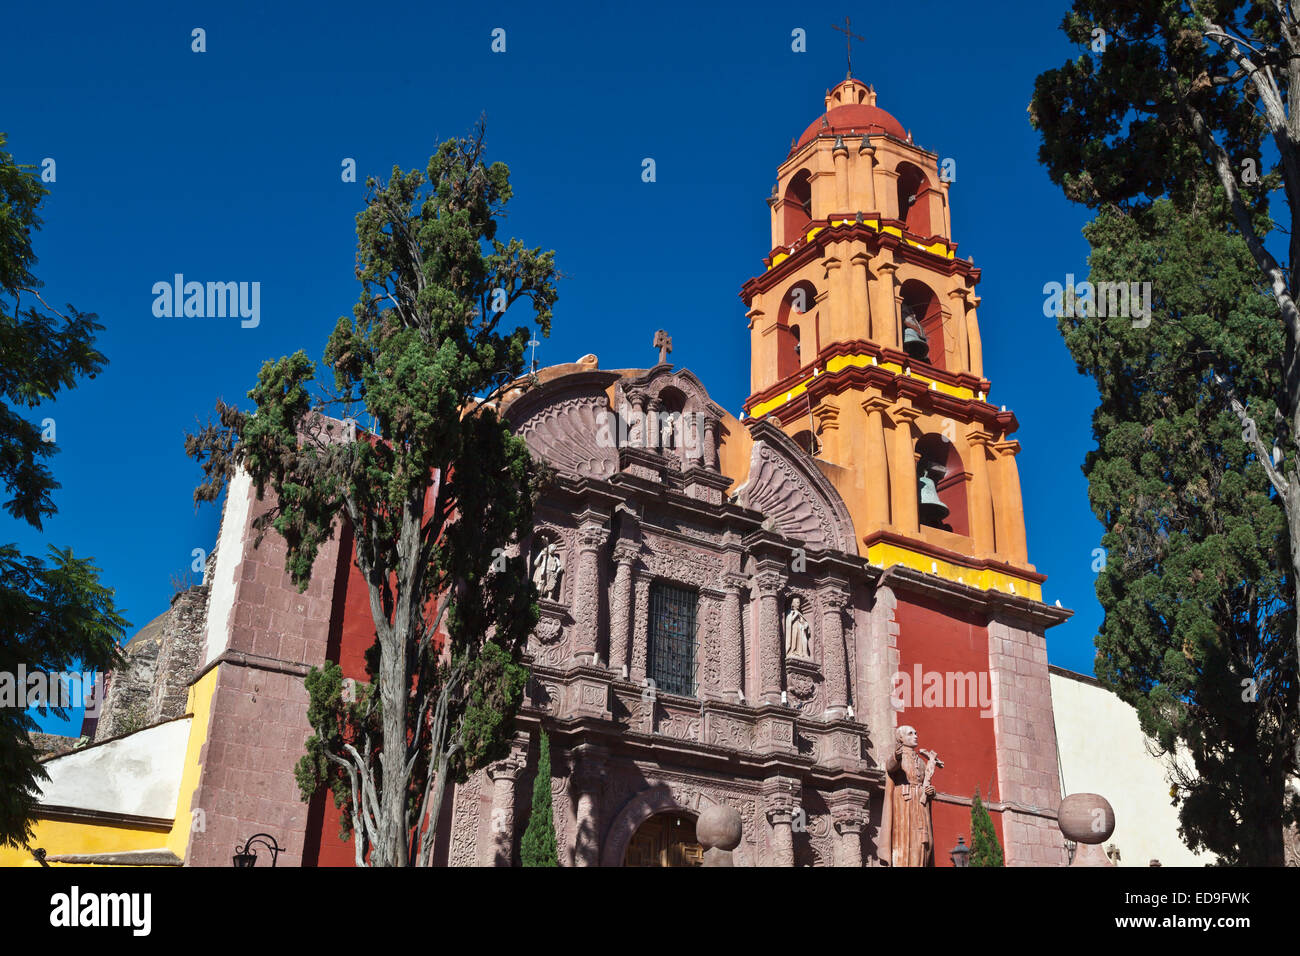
[1030,3,1300,816]
[520,729,558,867]
[1057,197,1297,865]
[0,133,127,850]
[187,124,558,866]
[969,787,1003,867]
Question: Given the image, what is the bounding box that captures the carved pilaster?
[753,567,787,704]
[609,542,638,677]
[820,586,850,719]
[830,797,869,868]
[573,518,608,664]
[721,573,747,700]
[762,777,802,867]
[571,745,607,867]
[486,745,527,867]
[702,415,720,470]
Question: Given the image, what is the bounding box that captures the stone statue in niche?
[531,541,564,601]
[881,725,941,867]
[783,595,812,659]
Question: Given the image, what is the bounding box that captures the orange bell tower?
[741,77,1043,600]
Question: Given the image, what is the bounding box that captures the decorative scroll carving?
[656,708,702,742]
[517,393,619,478]
[733,422,856,553]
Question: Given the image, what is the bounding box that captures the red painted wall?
[305,528,377,867]
[892,594,1004,866]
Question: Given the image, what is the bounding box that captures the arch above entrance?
[602,787,701,867]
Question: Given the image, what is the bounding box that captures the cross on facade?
[653,329,672,366]
[832,16,866,79]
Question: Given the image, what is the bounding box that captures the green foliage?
[1033,2,1300,867]
[1030,2,1272,225]
[0,135,126,849]
[968,787,1003,867]
[1062,197,1298,864]
[520,730,557,867]
[190,124,558,865]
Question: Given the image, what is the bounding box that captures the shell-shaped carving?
[737,440,853,552]
[517,395,618,478]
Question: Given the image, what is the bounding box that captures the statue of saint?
[783,595,812,659]
[880,725,941,867]
[531,542,564,601]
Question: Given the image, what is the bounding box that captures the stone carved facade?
[434,355,1066,867]
[439,363,881,867]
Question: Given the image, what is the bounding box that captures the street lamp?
[949,836,970,868]
[233,833,284,868]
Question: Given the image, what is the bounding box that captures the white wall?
[1051,669,1214,867]
[203,468,253,668]
[38,718,191,820]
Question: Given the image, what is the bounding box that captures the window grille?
[648,581,697,697]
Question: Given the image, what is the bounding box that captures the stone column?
[850,252,870,340]
[702,415,719,470]
[625,391,646,449]
[887,404,921,535]
[992,440,1029,563]
[573,518,608,664]
[868,260,900,349]
[833,137,850,211]
[947,287,971,376]
[753,567,787,705]
[831,800,869,867]
[721,573,747,701]
[965,292,984,378]
[609,542,638,677]
[824,255,848,343]
[820,586,850,719]
[965,431,997,556]
[486,747,526,867]
[762,777,800,867]
[858,138,878,211]
[647,398,664,453]
[860,396,893,528]
[571,745,606,867]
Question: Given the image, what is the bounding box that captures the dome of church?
[794,77,906,150]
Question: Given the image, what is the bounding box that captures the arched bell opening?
[915,433,968,536]
[783,169,813,245]
[896,162,932,237]
[898,279,945,371]
[776,280,818,381]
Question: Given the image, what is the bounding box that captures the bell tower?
[741,77,1043,600]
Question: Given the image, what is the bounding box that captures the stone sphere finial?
[697,805,743,866]
[1058,793,1117,867]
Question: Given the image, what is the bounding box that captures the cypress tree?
[520,730,558,867]
[969,787,1004,867]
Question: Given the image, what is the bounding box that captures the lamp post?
[949,835,970,868]
[233,833,284,868]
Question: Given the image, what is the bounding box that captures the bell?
[918,474,949,524]
[902,324,929,360]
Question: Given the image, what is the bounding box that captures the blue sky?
[5,0,1102,732]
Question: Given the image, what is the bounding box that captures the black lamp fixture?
[233,832,284,868]
[949,835,971,868]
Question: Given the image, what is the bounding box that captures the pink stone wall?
[185,480,342,867]
[986,615,1066,866]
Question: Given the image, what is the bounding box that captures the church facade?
[4,77,1074,868]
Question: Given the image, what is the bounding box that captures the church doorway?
[623,812,704,867]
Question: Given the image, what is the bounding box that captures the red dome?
[796,103,906,150]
